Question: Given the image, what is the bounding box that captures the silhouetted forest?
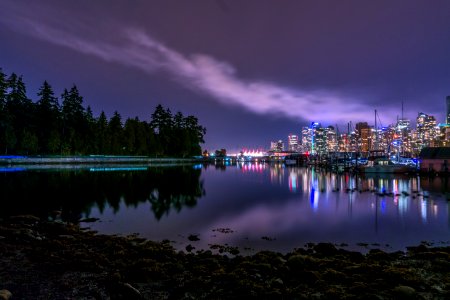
[0,68,206,157]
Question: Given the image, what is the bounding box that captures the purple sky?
[1,1,449,152]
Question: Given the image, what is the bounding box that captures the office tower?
[447,96,450,124]
[288,134,299,152]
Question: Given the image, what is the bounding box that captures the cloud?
[1,13,389,125]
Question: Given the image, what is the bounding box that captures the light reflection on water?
[1,162,449,254]
[86,163,450,254]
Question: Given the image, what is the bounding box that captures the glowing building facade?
[288,134,299,152]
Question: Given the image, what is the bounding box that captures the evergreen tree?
[5,74,36,154]
[96,111,109,154]
[84,106,97,153]
[150,104,174,156]
[108,111,123,154]
[124,117,138,154]
[61,85,86,154]
[0,68,10,153]
[36,81,60,153]
[0,68,7,109]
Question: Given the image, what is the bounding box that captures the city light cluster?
[270,97,450,158]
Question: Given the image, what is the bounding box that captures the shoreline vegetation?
[0,216,449,299]
[0,155,202,166]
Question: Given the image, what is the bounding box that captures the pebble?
[0,289,12,300]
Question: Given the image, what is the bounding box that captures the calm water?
[1,163,449,253]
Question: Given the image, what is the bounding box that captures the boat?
[360,157,415,174]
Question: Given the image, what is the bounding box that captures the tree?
[5,74,36,154]
[0,68,10,153]
[150,104,174,156]
[96,111,109,154]
[108,111,123,154]
[124,117,138,154]
[215,149,227,157]
[0,68,7,109]
[61,85,86,153]
[20,129,38,155]
[36,81,60,153]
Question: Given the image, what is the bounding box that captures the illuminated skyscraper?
[355,122,371,152]
[447,96,450,124]
[288,134,299,152]
[270,140,284,152]
[416,112,437,150]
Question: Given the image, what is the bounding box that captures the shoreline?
[0,155,202,166]
[0,215,449,299]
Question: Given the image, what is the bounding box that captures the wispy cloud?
[2,13,388,125]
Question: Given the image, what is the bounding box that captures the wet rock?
[0,290,12,300]
[58,234,75,239]
[392,285,416,299]
[287,254,318,270]
[8,214,40,223]
[79,217,100,223]
[314,243,338,256]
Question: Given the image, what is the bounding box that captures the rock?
[314,242,338,256]
[8,214,40,223]
[79,217,100,223]
[58,234,75,239]
[392,285,416,298]
[0,290,12,300]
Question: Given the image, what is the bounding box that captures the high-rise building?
[301,122,321,154]
[416,112,437,150]
[355,122,371,153]
[395,118,412,155]
[325,126,338,153]
[270,140,284,152]
[447,96,450,124]
[288,134,299,152]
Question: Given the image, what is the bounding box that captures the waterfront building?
[270,140,284,152]
[301,122,321,154]
[338,133,349,152]
[355,122,371,153]
[416,112,437,150]
[288,134,299,152]
[325,126,338,153]
[419,147,450,173]
[395,118,412,155]
[301,126,312,153]
[314,127,327,155]
[447,96,450,124]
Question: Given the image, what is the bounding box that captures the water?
[1,162,449,254]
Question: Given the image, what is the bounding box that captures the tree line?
[0,68,206,156]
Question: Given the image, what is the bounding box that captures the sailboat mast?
[401,101,404,156]
[374,109,378,151]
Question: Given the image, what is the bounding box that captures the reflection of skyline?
[243,164,448,227]
[194,164,450,253]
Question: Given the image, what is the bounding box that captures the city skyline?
[1,1,450,152]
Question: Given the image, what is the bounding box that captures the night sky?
[1,1,449,152]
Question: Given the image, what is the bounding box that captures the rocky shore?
[0,216,449,299]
